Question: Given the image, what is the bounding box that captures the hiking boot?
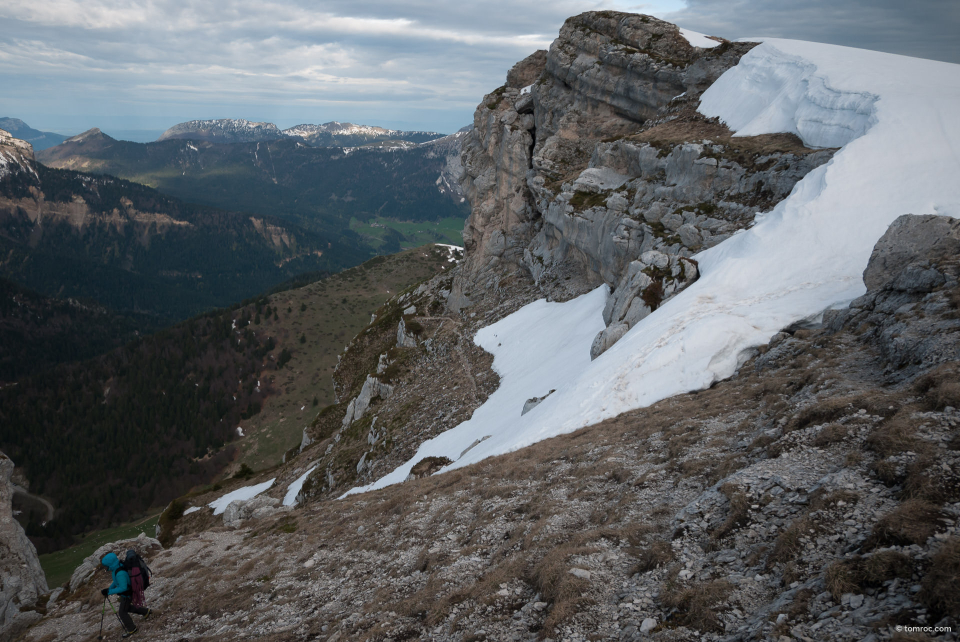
[121,628,138,638]
[143,609,152,620]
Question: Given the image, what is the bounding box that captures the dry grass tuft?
[660,579,732,633]
[531,545,595,634]
[865,412,924,458]
[809,488,859,511]
[915,362,960,410]
[786,398,857,433]
[824,551,913,601]
[787,588,815,620]
[811,423,849,447]
[865,499,945,549]
[919,537,960,620]
[630,539,675,574]
[409,456,455,479]
[767,517,817,568]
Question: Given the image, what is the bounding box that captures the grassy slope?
[38,513,160,589]
[349,217,465,250]
[231,244,458,471]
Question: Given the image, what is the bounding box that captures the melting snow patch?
[208,478,275,515]
[183,506,201,515]
[678,28,721,49]
[435,244,464,262]
[284,466,318,506]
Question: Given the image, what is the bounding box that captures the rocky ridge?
[157,119,284,143]
[452,12,834,359]
[20,213,960,642]
[0,119,67,152]
[157,118,447,147]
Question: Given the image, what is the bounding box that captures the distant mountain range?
[37,127,469,250]
[157,118,447,147]
[0,127,360,328]
[0,117,67,151]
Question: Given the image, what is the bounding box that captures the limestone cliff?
[0,451,48,638]
[452,12,834,357]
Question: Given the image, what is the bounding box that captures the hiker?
[101,552,151,637]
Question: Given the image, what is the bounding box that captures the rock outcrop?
[396,318,418,349]
[452,11,834,358]
[0,452,48,637]
[827,214,960,374]
[67,533,161,594]
[341,375,394,428]
[222,495,288,528]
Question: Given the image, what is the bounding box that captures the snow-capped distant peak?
[0,128,37,179]
[158,119,283,142]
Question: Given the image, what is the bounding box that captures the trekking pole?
[106,597,125,629]
[98,595,107,640]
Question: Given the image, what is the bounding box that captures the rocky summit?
[11,10,960,642]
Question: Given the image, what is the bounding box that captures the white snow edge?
[678,27,721,49]
[208,478,276,515]
[284,466,318,507]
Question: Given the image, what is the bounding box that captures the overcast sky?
[1,0,956,139]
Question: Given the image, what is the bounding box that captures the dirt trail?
[12,483,54,522]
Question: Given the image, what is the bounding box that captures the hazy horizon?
[2,0,956,138]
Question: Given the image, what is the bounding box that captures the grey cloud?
[666,0,960,63]
[1,0,956,136]
[0,0,616,133]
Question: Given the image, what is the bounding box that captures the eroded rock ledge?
[452,11,834,357]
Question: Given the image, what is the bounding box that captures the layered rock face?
[0,451,48,637]
[453,12,834,357]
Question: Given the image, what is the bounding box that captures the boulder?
[67,532,160,594]
[223,495,283,528]
[863,214,960,291]
[299,427,313,453]
[829,214,960,373]
[592,254,699,358]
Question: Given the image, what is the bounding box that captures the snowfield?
[350,40,960,495]
[208,478,275,515]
